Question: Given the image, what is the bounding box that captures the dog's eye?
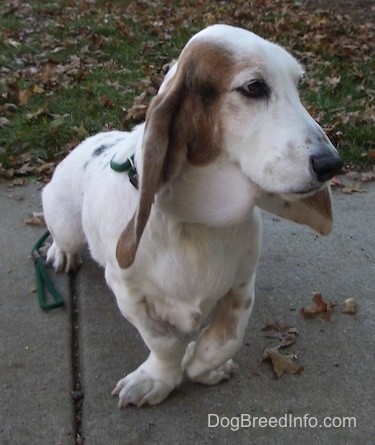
[238,80,270,100]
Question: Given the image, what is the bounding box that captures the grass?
[0,0,374,178]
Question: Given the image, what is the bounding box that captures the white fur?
[42,25,341,407]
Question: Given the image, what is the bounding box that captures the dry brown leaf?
[341,297,358,314]
[300,292,336,320]
[24,212,45,227]
[18,89,33,107]
[124,91,149,123]
[32,84,44,94]
[262,347,304,378]
[0,117,12,126]
[101,95,116,108]
[342,182,367,194]
[262,323,298,347]
[360,171,375,182]
[73,122,88,138]
[26,106,47,120]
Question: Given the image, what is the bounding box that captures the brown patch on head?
[116,40,236,268]
[174,41,235,166]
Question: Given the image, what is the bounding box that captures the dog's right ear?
[115,41,232,268]
[115,89,187,269]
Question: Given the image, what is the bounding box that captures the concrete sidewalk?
[1,180,374,445]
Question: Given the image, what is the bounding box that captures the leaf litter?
[300,292,337,320]
[0,0,374,182]
[260,321,304,378]
[261,291,358,378]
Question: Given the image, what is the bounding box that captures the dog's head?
[116,25,343,268]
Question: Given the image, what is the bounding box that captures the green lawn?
[1,0,374,181]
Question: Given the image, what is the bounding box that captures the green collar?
[110,154,138,189]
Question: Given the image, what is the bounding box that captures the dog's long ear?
[256,186,333,235]
[116,42,228,268]
[115,88,186,269]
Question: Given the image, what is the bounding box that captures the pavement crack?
[69,272,84,445]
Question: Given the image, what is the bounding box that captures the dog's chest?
[129,211,261,331]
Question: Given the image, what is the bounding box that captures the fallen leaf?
[33,84,45,94]
[7,193,23,201]
[0,117,12,126]
[24,212,45,227]
[262,346,304,378]
[360,171,375,182]
[73,122,88,138]
[342,182,367,194]
[341,297,358,314]
[15,162,34,175]
[26,106,47,120]
[326,76,341,89]
[101,95,116,108]
[18,89,33,107]
[124,91,150,124]
[300,292,336,320]
[262,323,298,347]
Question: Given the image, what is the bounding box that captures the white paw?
[192,359,238,385]
[46,242,81,273]
[183,341,238,385]
[111,365,182,408]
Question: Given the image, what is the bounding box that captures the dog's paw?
[190,359,238,385]
[111,366,181,408]
[183,341,238,385]
[46,242,81,273]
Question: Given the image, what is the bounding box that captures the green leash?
[31,231,65,310]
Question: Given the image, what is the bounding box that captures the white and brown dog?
[42,25,342,407]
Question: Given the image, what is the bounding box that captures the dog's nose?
[310,152,343,182]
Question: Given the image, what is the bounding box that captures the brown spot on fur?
[143,299,173,337]
[116,40,237,268]
[243,297,253,310]
[231,299,242,310]
[175,41,235,166]
[203,291,242,345]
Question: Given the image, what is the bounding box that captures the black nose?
[310,152,343,182]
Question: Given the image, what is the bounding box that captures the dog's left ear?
[256,186,333,235]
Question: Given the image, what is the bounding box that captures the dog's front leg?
[182,280,255,385]
[107,271,184,407]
